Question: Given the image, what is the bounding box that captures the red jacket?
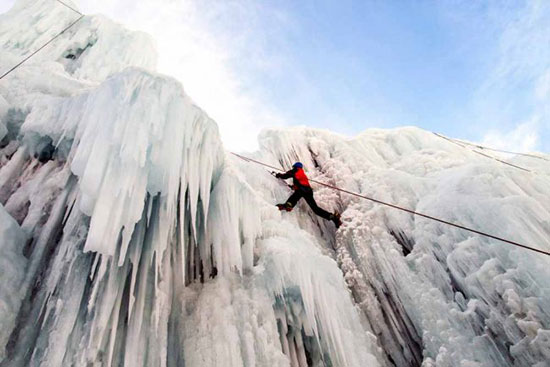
[278,167,311,190]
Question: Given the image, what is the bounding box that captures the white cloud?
[476,0,550,153]
[74,0,290,152]
[482,120,540,153]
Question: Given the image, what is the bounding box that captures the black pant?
[285,188,333,220]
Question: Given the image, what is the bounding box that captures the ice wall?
[0,0,156,82]
[0,204,28,361]
[0,69,380,367]
[2,0,550,366]
[251,126,550,366]
[0,2,381,366]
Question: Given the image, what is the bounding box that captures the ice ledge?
[22,68,225,257]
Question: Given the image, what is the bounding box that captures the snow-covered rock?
[1,1,549,367]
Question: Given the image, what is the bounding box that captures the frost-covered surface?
[0,0,156,83]
[0,1,381,366]
[249,127,550,366]
[1,1,550,367]
[0,204,28,361]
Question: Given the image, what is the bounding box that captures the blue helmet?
[292,162,303,169]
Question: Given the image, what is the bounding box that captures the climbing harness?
[231,152,550,257]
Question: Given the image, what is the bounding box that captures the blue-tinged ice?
[1,1,550,366]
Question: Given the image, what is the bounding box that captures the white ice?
[0,204,28,361]
[1,1,549,367]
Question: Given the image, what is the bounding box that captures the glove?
[275,173,282,179]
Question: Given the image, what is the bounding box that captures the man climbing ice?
[275,162,342,228]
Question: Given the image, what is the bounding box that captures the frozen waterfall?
[1,1,550,366]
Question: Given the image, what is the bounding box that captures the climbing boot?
[276,203,293,212]
[331,212,342,228]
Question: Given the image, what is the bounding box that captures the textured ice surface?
[0,2,380,366]
[0,204,28,361]
[0,0,156,82]
[1,1,550,367]
[251,126,550,366]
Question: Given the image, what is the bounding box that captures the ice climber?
[275,162,342,228]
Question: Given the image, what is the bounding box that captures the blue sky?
[215,0,549,152]
[1,0,549,152]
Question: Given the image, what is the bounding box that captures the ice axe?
[270,171,294,190]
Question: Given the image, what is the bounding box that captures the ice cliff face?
[253,128,550,366]
[0,0,156,82]
[1,1,550,367]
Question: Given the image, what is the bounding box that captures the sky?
[1,0,548,153]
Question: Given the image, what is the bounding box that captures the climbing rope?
[231,152,550,257]
[55,0,84,16]
[1,3,548,257]
[448,136,549,162]
[433,133,533,172]
[0,1,84,80]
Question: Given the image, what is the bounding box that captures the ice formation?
[1,1,550,367]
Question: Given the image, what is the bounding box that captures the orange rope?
[231,152,550,257]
